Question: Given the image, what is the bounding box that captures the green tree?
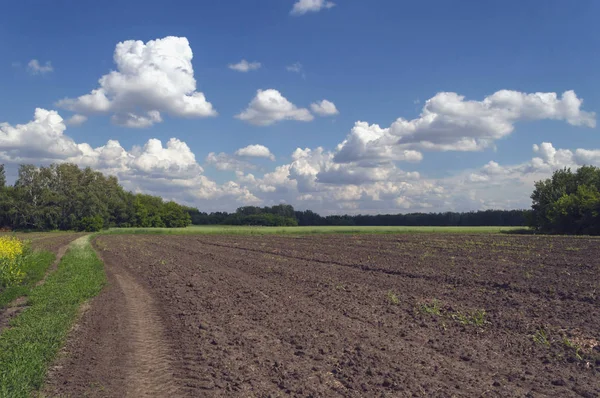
[530,166,600,234]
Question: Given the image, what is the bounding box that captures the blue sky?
[1,0,599,213]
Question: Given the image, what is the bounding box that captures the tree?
[529,166,600,234]
[0,164,5,189]
[0,163,197,231]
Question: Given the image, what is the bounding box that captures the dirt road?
[45,234,600,397]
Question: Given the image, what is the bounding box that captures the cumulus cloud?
[0,109,79,162]
[27,59,53,75]
[206,145,275,171]
[574,148,600,165]
[66,114,88,127]
[335,122,423,164]
[334,90,595,164]
[291,0,335,15]
[205,152,256,172]
[311,100,339,116]
[56,36,216,127]
[111,111,162,128]
[228,60,261,72]
[236,89,313,126]
[235,144,275,160]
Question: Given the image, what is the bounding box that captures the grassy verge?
[103,225,525,236]
[0,251,55,310]
[0,236,106,398]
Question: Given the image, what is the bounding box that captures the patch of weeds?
[452,309,487,326]
[533,329,550,346]
[387,291,400,305]
[563,338,583,361]
[0,250,55,310]
[419,299,442,316]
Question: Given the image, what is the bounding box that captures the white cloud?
[128,138,202,177]
[291,0,336,16]
[235,144,275,160]
[206,145,275,171]
[228,60,261,72]
[311,100,339,116]
[56,36,216,128]
[334,121,423,164]
[334,90,595,164]
[574,148,600,165]
[0,109,79,162]
[205,152,256,172]
[66,114,88,127]
[27,59,53,75]
[236,89,314,126]
[111,111,162,128]
[286,62,303,73]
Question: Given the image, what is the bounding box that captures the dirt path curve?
[44,246,185,397]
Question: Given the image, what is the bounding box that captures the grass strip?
[102,225,525,236]
[0,236,106,398]
[0,251,55,310]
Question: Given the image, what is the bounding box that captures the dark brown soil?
[46,234,600,397]
[26,233,87,254]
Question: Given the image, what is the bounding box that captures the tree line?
[186,205,529,227]
[0,164,191,231]
[5,162,596,233]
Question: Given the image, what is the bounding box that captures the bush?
[78,216,104,232]
[0,236,27,288]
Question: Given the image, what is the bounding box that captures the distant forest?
[0,163,534,231]
[185,206,528,227]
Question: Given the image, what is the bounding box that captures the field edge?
[0,235,106,398]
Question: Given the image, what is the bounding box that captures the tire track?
[113,269,182,397]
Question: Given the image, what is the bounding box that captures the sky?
[1,0,599,214]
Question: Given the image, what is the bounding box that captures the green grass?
[387,291,400,305]
[419,299,443,316]
[451,309,488,326]
[0,251,56,310]
[0,236,106,398]
[102,225,524,236]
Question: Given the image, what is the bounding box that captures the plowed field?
[46,234,600,397]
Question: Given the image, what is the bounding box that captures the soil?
[26,233,87,253]
[45,234,600,397]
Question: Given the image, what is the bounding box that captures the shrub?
[0,236,27,288]
[78,215,104,232]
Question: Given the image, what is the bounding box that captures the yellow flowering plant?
[0,236,28,287]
